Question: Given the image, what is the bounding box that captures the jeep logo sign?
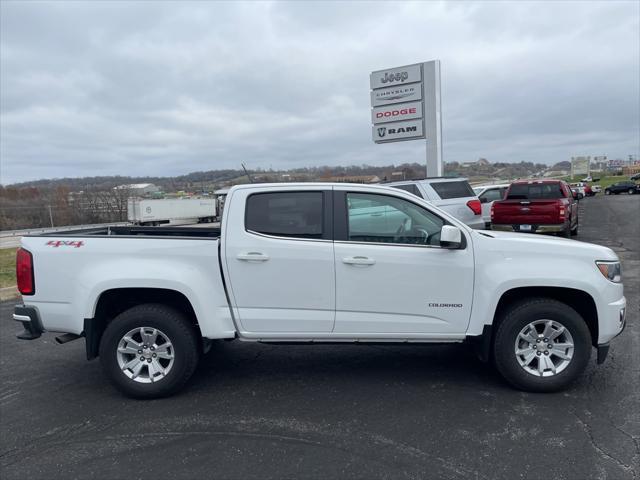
[372,119,424,143]
[370,64,421,90]
[371,101,422,124]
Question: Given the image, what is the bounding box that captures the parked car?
[472,184,510,228]
[14,183,626,398]
[591,185,602,195]
[630,173,640,181]
[491,180,579,237]
[569,183,586,199]
[604,181,640,195]
[387,177,484,229]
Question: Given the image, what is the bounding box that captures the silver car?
[387,177,485,229]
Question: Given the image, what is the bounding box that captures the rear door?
[223,187,335,334]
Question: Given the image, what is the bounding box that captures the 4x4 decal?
[46,240,84,248]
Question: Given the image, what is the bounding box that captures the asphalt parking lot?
[1,194,638,480]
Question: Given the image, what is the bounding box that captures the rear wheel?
[99,303,200,398]
[629,188,635,195]
[493,298,591,392]
[570,217,578,236]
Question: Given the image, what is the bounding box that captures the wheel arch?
[476,286,599,362]
[84,288,201,360]
[494,286,598,345]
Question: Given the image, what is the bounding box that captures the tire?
[558,224,570,238]
[99,303,200,398]
[605,190,610,195]
[493,298,591,392]
[570,218,578,236]
[629,189,635,195]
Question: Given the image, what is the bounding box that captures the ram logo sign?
[372,120,424,143]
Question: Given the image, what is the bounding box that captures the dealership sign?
[370,61,443,176]
[371,101,422,124]
[371,84,422,107]
[372,120,424,142]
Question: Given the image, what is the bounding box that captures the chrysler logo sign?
[371,84,422,107]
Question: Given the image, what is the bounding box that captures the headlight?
[596,261,622,283]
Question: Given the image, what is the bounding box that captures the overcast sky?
[1,1,639,184]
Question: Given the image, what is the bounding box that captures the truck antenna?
[241,163,254,183]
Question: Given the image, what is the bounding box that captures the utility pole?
[48,205,54,227]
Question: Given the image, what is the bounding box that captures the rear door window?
[430,181,475,199]
[479,188,504,202]
[246,192,324,239]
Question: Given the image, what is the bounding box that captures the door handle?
[342,256,376,266]
[237,252,270,262]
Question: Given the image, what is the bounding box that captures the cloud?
[1,0,638,184]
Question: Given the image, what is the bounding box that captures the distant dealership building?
[113,183,160,196]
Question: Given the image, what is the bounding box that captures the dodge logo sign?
[371,101,423,124]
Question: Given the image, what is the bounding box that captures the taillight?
[16,248,35,295]
[467,199,482,215]
[559,206,565,220]
[490,203,495,220]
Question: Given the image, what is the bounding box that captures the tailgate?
[493,200,561,224]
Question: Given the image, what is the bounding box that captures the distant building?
[324,175,381,184]
[114,183,160,196]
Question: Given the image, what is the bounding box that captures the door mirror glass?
[440,225,462,249]
[480,196,488,204]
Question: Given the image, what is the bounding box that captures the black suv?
[604,181,640,195]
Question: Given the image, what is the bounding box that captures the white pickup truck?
[14,183,626,398]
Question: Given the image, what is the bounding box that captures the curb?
[0,286,19,302]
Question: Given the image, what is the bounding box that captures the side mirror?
[480,197,488,204]
[440,225,462,249]
[572,191,578,200]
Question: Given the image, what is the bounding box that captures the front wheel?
[493,298,591,392]
[605,190,611,195]
[99,304,200,398]
[629,189,635,195]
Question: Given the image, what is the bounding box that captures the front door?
[333,190,474,335]
[224,188,335,334]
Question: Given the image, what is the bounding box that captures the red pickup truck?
[491,180,579,237]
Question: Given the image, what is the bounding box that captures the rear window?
[390,184,423,198]
[507,183,566,200]
[430,181,475,199]
[246,192,323,238]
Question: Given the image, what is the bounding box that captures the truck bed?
[35,225,221,238]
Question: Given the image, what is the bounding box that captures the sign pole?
[422,60,442,177]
